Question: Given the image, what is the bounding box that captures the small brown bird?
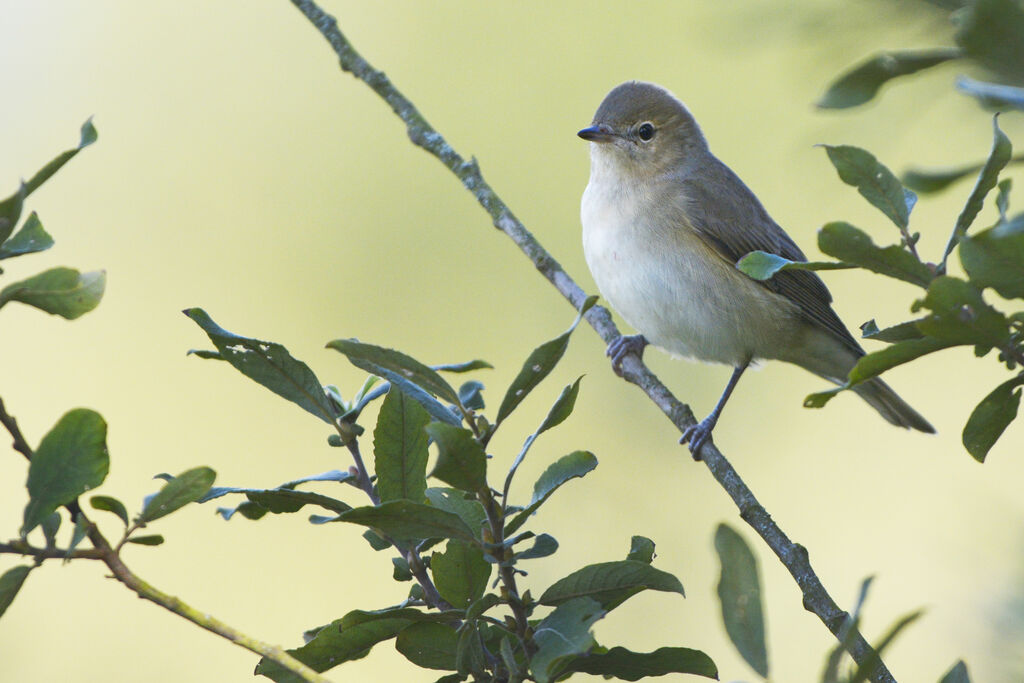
[578,81,933,454]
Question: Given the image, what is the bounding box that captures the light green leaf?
[138,467,216,523]
[374,387,430,503]
[819,146,916,229]
[736,251,851,281]
[0,267,105,319]
[431,539,490,608]
[714,523,768,678]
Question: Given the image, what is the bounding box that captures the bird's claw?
[680,418,716,461]
[606,335,647,377]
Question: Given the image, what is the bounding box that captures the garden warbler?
[578,81,934,454]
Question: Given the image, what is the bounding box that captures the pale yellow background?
[1,1,1022,681]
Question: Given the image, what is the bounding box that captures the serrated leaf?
[860,319,925,344]
[505,451,597,535]
[432,359,493,373]
[374,387,430,503]
[960,214,1024,299]
[431,540,491,608]
[820,146,916,229]
[425,488,487,540]
[337,500,475,542]
[495,296,596,427]
[714,524,768,678]
[817,48,962,109]
[915,276,1011,348]
[0,212,54,260]
[736,251,851,281]
[90,495,129,527]
[0,566,32,619]
[138,467,216,523]
[395,621,459,671]
[22,409,109,536]
[126,534,164,546]
[962,375,1024,462]
[530,597,605,683]
[426,423,486,493]
[939,660,971,683]
[560,645,718,681]
[184,308,337,424]
[0,268,105,320]
[818,222,932,287]
[539,560,685,609]
[627,536,656,564]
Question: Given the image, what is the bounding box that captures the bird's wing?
[680,159,863,356]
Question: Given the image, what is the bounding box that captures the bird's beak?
[577,124,616,143]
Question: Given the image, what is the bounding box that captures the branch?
[286,2,897,681]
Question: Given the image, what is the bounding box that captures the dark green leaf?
[536,377,583,435]
[41,512,61,549]
[953,0,1024,83]
[0,267,105,320]
[816,48,962,109]
[431,540,491,608]
[939,660,971,683]
[138,467,216,523]
[817,222,932,287]
[90,495,129,527]
[126,534,165,546]
[0,566,32,619]
[627,536,656,564]
[0,212,54,260]
[915,276,1011,348]
[374,387,430,503]
[530,597,605,683]
[0,183,26,245]
[849,610,924,683]
[362,529,391,550]
[960,215,1024,299]
[822,576,875,682]
[736,251,851,281]
[432,359,493,373]
[505,451,597,535]
[944,116,1013,263]
[216,501,267,521]
[426,423,486,493]
[465,593,501,620]
[184,308,337,424]
[392,556,413,581]
[247,489,352,515]
[859,319,925,344]
[64,513,89,562]
[714,524,768,678]
[820,146,916,229]
[337,500,475,542]
[957,77,1024,111]
[495,296,596,427]
[22,118,98,199]
[962,375,1024,462]
[396,621,459,671]
[539,560,685,608]
[903,154,1024,194]
[22,409,109,536]
[560,645,718,681]
[327,338,463,421]
[512,533,558,561]
[186,349,222,360]
[457,381,485,411]
[455,623,486,677]
[425,488,487,540]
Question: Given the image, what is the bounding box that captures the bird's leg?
[606,335,648,377]
[681,361,749,460]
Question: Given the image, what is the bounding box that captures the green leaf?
[457,380,485,411]
[426,423,487,493]
[820,146,916,229]
[505,451,597,535]
[822,576,875,682]
[944,116,1013,263]
[90,495,129,527]
[0,267,105,320]
[962,375,1024,462]
[374,387,430,503]
[0,183,26,245]
[362,529,391,550]
[736,251,851,281]
[138,467,216,523]
[849,610,924,683]
[530,597,605,683]
[126,534,165,546]
[0,212,54,260]
[432,359,493,373]
[495,296,596,427]
[455,623,486,678]
[817,222,932,287]
[0,566,32,619]
[22,409,109,536]
[903,154,1024,194]
[395,622,459,671]
[816,48,962,109]
[960,215,1024,299]
[327,338,463,424]
[184,308,337,425]
[431,540,491,609]
[425,488,487,540]
[536,377,583,435]
[714,523,768,678]
[915,276,1011,348]
[465,593,501,620]
[41,512,61,549]
[22,118,98,199]
[539,560,685,609]
[559,646,718,681]
[337,501,475,542]
[953,0,1024,83]
[247,489,353,515]
[64,513,89,562]
[939,660,971,683]
[859,319,925,344]
[627,536,656,564]
[957,77,1024,111]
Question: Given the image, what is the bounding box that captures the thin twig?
[0,540,105,560]
[285,3,896,681]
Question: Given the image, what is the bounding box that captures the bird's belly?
[582,207,800,366]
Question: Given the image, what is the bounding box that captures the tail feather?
[852,377,935,433]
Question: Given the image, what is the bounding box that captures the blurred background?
[1,1,1022,681]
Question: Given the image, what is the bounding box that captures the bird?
[578,81,934,456]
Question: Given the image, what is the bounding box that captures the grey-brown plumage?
[579,81,933,452]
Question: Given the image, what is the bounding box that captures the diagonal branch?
[286,2,896,680]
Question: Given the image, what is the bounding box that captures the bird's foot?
[606,335,648,377]
[680,416,717,461]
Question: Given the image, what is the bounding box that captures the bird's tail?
[852,377,935,433]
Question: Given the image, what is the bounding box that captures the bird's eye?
[637,123,656,141]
